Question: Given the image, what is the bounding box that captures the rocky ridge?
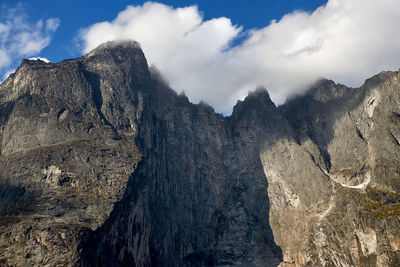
[0,40,399,266]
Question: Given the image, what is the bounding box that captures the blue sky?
[1,1,400,113]
[1,0,327,62]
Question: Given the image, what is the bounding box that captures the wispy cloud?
[80,1,400,112]
[0,4,59,80]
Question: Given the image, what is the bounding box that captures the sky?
[1,0,400,113]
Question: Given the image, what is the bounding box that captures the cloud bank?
[80,0,400,112]
[0,4,59,80]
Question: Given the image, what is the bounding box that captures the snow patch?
[340,175,370,190]
[29,57,50,63]
[339,171,371,190]
[340,181,368,189]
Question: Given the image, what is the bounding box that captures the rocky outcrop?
[0,41,144,266]
[263,75,400,266]
[1,40,400,266]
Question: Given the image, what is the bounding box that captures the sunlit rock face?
[265,74,400,266]
[1,41,400,266]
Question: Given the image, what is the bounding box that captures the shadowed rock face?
[78,53,283,267]
[1,40,400,266]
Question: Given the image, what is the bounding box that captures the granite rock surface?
[0,40,399,266]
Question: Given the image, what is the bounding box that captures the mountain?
[0,40,399,266]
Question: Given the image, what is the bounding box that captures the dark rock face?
[1,40,400,266]
[79,59,283,267]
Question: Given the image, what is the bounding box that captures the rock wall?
[1,41,400,266]
[0,41,144,266]
[263,74,400,266]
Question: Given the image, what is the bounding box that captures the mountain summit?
[1,41,400,266]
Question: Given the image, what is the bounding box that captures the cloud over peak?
[80,0,400,113]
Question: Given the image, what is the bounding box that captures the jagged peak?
[282,78,350,105]
[360,69,400,89]
[85,40,142,58]
[246,86,273,100]
[82,39,150,81]
[231,87,277,117]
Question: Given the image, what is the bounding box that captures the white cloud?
[0,4,59,81]
[80,1,400,113]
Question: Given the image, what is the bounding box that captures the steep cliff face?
[0,41,145,265]
[263,74,400,266]
[0,41,400,266]
[79,68,283,266]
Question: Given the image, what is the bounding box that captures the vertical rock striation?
[79,65,283,267]
[1,40,400,266]
[263,74,400,266]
